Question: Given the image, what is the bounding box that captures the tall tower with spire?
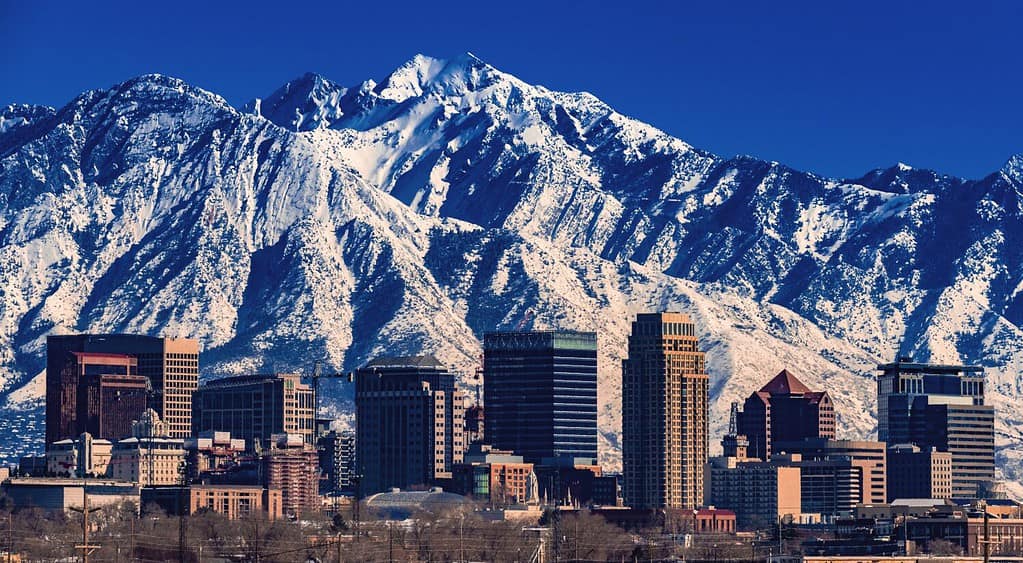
[721,402,749,458]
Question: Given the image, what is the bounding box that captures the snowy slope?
[1,55,1022,489]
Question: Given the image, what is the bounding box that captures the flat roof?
[877,360,984,374]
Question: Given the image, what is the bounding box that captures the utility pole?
[129,517,135,562]
[983,501,992,563]
[178,461,188,563]
[336,532,343,563]
[974,500,997,562]
[459,514,465,563]
[7,514,12,563]
[71,481,102,563]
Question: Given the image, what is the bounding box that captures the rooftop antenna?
[728,402,740,437]
[473,354,483,406]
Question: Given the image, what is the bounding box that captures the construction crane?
[308,361,352,426]
[473,354,483,406]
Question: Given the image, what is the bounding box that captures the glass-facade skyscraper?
[876,357,994,498]
[483,330,598,464]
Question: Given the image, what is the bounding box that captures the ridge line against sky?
[2,0,1021,180]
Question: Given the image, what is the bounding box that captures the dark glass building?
[355,356,465,496]
[192,373,314,449]
[483,331,597,464]
[739,369,836,461]
[46,334,198,444]
[876,357,994,498]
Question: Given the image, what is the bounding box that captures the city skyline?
[3,2,1022,558]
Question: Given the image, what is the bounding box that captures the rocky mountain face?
[2,53,1022,486]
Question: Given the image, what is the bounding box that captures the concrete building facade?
[1,478,140,513]
[622,312,708,509]
[705,455,802,529]
[776,438,887,506]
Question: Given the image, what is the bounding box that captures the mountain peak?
[250,72,348,131]
[373,52,502,102]
[1001,153,1023,186]
[850,162,947,194]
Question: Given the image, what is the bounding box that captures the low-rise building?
[903,510,1023,556]
[451,444,535,504]
[45,433,112,477]
[677,508,737,534]
[705,455,802,529]
[363,487,474,519]
[1,477,140,512]
[141,485,283,520]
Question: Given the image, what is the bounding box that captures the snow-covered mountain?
[2,53,1022,487]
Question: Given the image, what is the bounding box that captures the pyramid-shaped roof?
[758,369,812,395]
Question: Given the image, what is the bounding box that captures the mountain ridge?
[1,55,1022,491]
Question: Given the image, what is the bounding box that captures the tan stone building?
[622,312,708,509]
[141,485,283,520]
[109,410,186,485]
[705,455,802,529]
[776,438,887,506]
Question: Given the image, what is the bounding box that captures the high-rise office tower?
[354,356,465,496]
[876,357,995,497]
[739,369,836,461]
[192,373,315,449]
[622,312,708,509]
[46,334,199,444]
[483,331,598,463]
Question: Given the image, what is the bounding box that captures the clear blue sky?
[2,0,1020,179]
